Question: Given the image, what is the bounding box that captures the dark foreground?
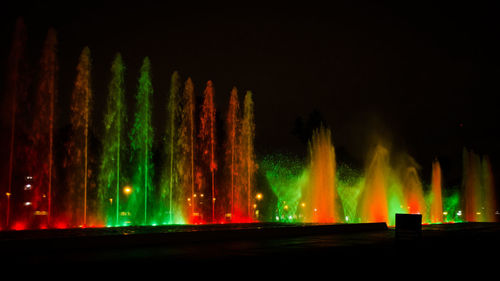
[1,222,499,268]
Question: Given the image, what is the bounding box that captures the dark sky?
[2,1,500,184]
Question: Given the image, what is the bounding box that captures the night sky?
[2,1,500,185]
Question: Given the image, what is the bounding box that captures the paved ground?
[1,222,499,270]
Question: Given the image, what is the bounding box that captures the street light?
[123,186,132,195]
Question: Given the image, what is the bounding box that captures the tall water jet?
[160,71,182,224]
[98,53,126,226]
[26,28,58,227]
[463,149,481,222]
[481,156,496,222]
[430,159,443,223]
[3,18,27,228]
[463,149,497,222]
[240,91,257,221]
[302,127,337,223]
[358,145,390,224]
[401,158,425,216]
[130,57,154,225]
[66,46,92,226]
[199,81,217,222]
[178,78,195,223]
[225,87,241,220]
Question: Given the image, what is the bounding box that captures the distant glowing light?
[457,210,462,216]
[256,193,263,200]
[5,192,11,197]
[476,212,482,215]
[301,203,306,208]
[24,201,32,206]
[345,216,349,222]
[123,186,132,195]
[24,184,32,190]
[443,211,448,215]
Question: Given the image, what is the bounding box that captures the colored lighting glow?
[123,186,132,195]
[2,21,497,231]
[12,222,27,231]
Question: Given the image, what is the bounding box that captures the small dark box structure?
[395,213,422,240]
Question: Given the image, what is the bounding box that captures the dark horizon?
[2,1,500,186]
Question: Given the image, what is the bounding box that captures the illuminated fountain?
[357,145,391,224]
[225,87,241,221]
[159,71,182,224]
[463,149,497,222]
[429,159,443,223]
[302,127,338,223]
[12,28,59,229]
[98,53,126,227]
[129,57,154,225]
[198,81,217,222]
[65,46,92,227]
[400,157,426,217]
[1,22,497,231]
[261,153,306,222]
[4,18,27,228]
[179,78,196,223]
[481,156,497,222]
[239,91,257,221]
[265,139,497,226]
